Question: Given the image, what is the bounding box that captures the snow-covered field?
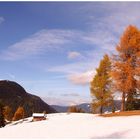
[0,113,140,138]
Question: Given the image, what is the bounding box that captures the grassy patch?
[101,110,140,117]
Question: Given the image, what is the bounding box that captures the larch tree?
[90,54,113,114]
[111,25,140,111]
[12,106,25,121]
[3,106,12,121]
[67,105,85,113]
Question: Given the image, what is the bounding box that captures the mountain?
[0,80,56,119]
[51,105,68,112]
[51,100,121,113]
[51,103,91,113]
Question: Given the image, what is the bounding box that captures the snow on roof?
[32,113,45,117]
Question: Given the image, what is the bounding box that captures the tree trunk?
[121,92,125,111]
[100,106,103,114]
[112,100,115,113]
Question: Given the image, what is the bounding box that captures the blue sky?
[0,2,140,105]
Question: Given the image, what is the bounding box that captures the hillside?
[0,80,56,118]
[0,113,140,138]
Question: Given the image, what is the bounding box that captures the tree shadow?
[91,130,130,139]
[9,118,32,126]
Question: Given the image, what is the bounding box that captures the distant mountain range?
[52,103,91,113]
[0,80,57,119]
[51,100,121,113]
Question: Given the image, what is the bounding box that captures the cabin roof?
[32,113,45,117]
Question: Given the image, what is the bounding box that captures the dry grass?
[101,110,140,117]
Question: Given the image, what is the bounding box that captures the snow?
[32,113,45,117]
[0,113,140,138]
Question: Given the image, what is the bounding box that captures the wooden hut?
[32,113,46,121]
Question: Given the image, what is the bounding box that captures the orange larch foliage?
[12,106,25,121]
[3,106,12,121]
[112,25,140,111]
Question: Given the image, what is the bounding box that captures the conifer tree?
[90,54,113,114]
[111,25,140,111]
[12,106,25,121]
[3,106,12,121]
[0,102,5,127]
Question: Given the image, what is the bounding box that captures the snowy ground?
[0,113,140,138]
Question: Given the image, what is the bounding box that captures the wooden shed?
[32,113,46,121]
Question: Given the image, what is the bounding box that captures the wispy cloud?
[49,61,96,74]
[61,93,80,97]
[67,51,82,59]
[83,2,140,32]
[1,27,116,61]
[79,2,140,54]
[0,29,82,61]
[0,17,4,24]
[82,31,117,53]
[2,2,140,87]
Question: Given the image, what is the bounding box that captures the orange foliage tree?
[112,25,140,111]
[12,106,25,121]
[67,105,85,113]
[3,106,12,121]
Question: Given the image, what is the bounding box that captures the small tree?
[67,105,85,113]
[68,105,77,113]
[90,54,113,114]
[3,106,12,121]
[0,102,5,127]
[13,106,25,121]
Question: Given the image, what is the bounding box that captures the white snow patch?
[0,113,140,138]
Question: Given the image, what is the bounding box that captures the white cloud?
[48,59,99,86]
[68,70,96,85]
[0,17,4,24]
[68,51,82,59]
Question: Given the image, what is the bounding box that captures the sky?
[0,2,140,106]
